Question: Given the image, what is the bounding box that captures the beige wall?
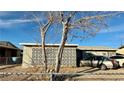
[116,48,124,55]
[22,46,77,67]
[22,46,33,67]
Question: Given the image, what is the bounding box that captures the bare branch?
[59,11,64,22]
[31,13,42,27]
[43,21,52,34]
[41,12,54,34]
[67,11,76,22]
[73,12,123,25]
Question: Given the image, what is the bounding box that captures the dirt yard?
[0,65,124,80]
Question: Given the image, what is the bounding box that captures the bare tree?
[55,11,122,73]
[32,12,54,72]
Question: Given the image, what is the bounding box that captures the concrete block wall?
[22,46,77,67]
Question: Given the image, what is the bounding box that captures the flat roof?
[77,46,117,51]
[19,43,117,50]
[19,43,78,47]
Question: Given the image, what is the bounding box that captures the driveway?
[66,67,124,80]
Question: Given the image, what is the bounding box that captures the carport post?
[5,57,8,65]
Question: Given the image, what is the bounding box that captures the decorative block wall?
[22,46,77,67]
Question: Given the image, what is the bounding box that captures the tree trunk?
[41,32,47,72]
[55,23,68,73]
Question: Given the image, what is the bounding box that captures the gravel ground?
[0,65,124,80]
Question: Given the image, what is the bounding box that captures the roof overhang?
[77,46,117,51]
[19,43,78,47]
[0,45,19,50]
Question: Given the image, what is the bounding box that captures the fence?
[0,57,22,65]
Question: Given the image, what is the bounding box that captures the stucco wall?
[22,46,33,67]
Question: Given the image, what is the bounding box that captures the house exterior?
[0,41,22,64]
[77,46,117,57]
[0,41,21,57]
[20,43,117,67]
[20,43,78,67]
[116,46,124,55]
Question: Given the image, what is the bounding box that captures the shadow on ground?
[52,67,101,81]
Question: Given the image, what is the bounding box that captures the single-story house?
[76,46,117,66]
[0,41,22,64]
[20,43,117,67]
[77,46,116,57]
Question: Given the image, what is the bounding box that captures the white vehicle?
[80,56,119,70]
[110,55,124,67]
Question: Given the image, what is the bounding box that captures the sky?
[0,11,124,49]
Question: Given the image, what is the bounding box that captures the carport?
[0,41,22,65]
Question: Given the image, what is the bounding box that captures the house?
[77,46,116,57]
[20,43,78,67]
[0,41,21,57]
[0,41,22,64]
[76,46,117,66]
[20,43,117,67]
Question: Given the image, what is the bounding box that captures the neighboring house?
[0,41,22,64]
[76,46,117,66]
[116,46,124,55]
[77,46,117,57]
[20,43,117,67]
[20,43,78,67]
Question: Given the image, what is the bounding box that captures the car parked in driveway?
[80,55,119,70]
[110,55,124,68]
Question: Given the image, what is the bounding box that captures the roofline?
[19,43,78,47]
[119,46,124,49]
[77,46,117,51]
[0,45,20,50]
[0,41,19,47]
[19,43,117,50]
[77,49,117,51]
